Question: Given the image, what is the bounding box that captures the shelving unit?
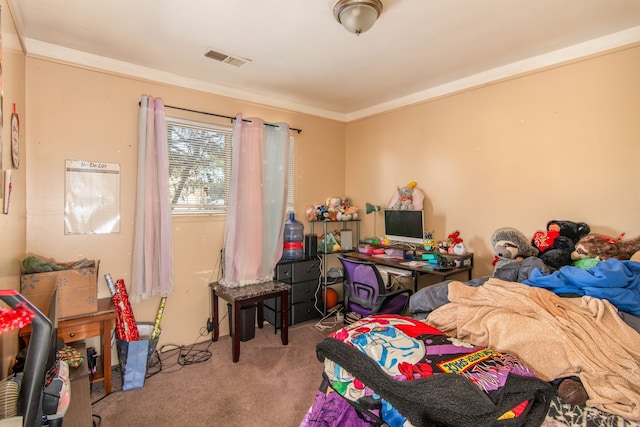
[309,220,360,314]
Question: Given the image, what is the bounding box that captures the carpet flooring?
[90,317,341,426]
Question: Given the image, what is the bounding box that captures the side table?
[20,298,116,395]
[209,281,290,363]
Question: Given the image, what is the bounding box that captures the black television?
[0,289,68,426]
[383,209,425,245]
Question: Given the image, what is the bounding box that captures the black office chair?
[337,256,413,319]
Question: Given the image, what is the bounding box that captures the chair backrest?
[337,256,386,311]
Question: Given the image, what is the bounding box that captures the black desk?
[342,252,473,292]
[209,281,290,363]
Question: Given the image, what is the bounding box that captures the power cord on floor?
[91,329,215,408]
[314,303,344,331]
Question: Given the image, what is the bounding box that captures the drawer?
[291,300,321,324]
[59,322,101,343]
[263,304,290,328]
[275,263,292,282]
[291,259,320,282]
[291,280,317,304]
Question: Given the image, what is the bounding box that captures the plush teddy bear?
[305,204,319,222]
[326,197,341,221]
[532,220,590,270]
[571,233,640,262]
[491,227,539,272]
[388,181,425,210]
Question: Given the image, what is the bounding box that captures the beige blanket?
[425,278,640,422]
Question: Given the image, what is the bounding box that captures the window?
[166,117,294,214]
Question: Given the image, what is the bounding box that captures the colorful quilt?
[302,314,553,427]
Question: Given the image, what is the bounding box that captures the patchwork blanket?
[307,314,552,427]
[426,278,640,422]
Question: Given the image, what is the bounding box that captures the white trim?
[23,26,640,123]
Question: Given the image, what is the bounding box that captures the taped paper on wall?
[64,159,121,234]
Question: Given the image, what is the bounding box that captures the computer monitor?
[383,209,425,245]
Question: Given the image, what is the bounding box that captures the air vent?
[204,49,250,67]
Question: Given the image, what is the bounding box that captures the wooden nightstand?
[20,298,116,394]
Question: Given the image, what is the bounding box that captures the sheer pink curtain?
[131,95,174,302]
[221,115,290,287]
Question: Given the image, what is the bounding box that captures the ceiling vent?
[204,49,250,67]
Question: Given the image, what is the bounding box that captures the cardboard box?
[20,260,99,319]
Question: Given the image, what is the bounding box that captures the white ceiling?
[7,0,640,121]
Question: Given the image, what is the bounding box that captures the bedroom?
[0,0,639,425]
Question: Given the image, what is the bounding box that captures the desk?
[20,298,116,395]
[342,252,473,292]
[210,281,291,363]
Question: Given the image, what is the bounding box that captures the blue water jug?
[282,212,304,260]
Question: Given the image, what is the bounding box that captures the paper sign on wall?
[65,159,120,234]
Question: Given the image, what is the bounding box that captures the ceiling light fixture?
[333,0,383,35]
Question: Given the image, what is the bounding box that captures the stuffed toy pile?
[531,220,591,269]
[305,196,359,222]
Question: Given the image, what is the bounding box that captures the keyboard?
[377,265,412,276]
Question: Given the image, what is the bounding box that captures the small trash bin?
[116,322,160,391]
[227,303,257,342]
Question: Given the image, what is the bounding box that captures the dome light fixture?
[333,0,383,35]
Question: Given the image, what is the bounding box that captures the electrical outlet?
[206,318,214,333]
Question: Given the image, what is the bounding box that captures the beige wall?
[0,0,27,376]
[24,57,345,360]
[346,44,640,278]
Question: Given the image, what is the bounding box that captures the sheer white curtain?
[131,95,174,302]
[221,114,290,287]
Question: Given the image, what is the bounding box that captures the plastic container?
[282,212,304,260]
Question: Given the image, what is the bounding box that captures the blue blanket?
[524,259,640,316]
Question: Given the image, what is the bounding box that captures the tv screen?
[383,209,425,245]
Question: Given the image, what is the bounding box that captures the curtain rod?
[138,102,302,134]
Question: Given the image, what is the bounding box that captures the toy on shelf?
[423,231,435,251]
[447,231,466,255]
[305,195,360,222]
[388,181,425,210]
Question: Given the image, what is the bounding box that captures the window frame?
[166,116,294,216]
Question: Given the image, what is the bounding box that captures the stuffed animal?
[388,181,425,210]
[423,231,435,251]
[336,196,359,221]
[337,206,359,221]
[491,227,539,272]
[326,197,341,221]
[305,205,319,222]
[447,231,464,255]
[571,233,640,262]
[532,220,590,270]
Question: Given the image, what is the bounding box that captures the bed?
[300,258,640,427]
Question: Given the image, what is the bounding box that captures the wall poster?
[64,159,121,234]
